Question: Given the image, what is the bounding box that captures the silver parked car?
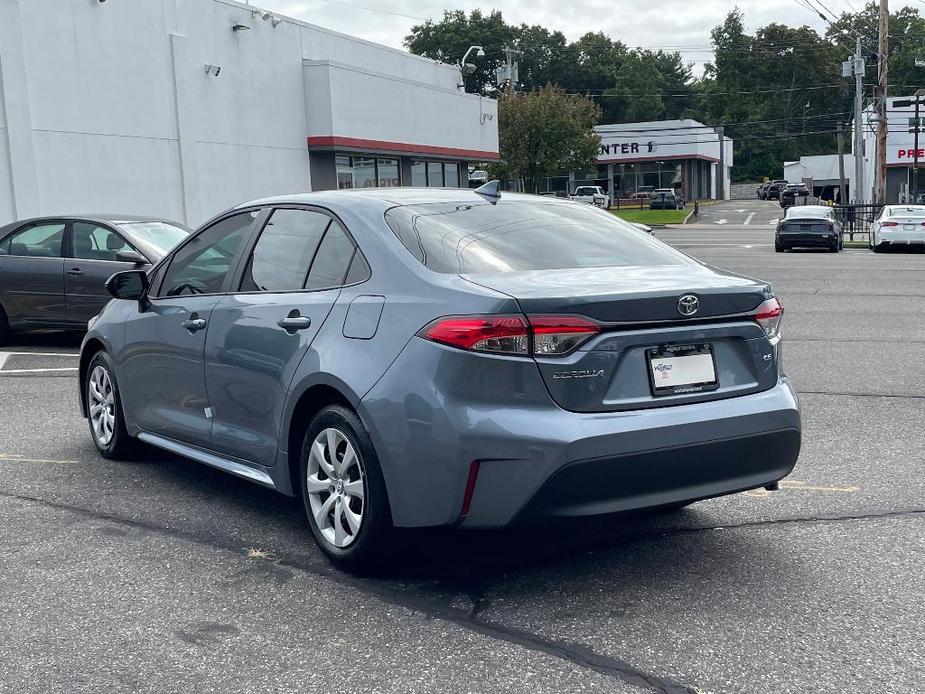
[0,215,189,343]
[79,186,800,569]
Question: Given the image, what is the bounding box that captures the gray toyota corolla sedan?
[79,186,800,569]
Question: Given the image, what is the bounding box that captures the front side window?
[160,211,257,296]
[1,223,65,257]
[240,209,330,292]
[71,222,131,261]
[385,201,693,274]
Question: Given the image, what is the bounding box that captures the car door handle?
[277,315,312,332]
[66,268,84,276]
[181,318,207,332]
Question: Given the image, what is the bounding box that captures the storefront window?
[336,155,354,190]
[411,161,427,187]
[378,158,400,187]
[444,163,459,188]
[427,162,444,187]
[353,157,377,189]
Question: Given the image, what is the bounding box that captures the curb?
[682,209,695,225]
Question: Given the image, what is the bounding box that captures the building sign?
[600,141,658,156]
[896,148,925,160]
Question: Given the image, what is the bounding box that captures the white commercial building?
[555,120,733,201]
[0,0,499,227]
[783,154,856,202]
[861,96,925,203]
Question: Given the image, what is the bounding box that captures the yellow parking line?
[0,453,81,464]
[744,480,860,497]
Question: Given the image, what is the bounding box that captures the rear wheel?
[872,242,883,253]
[86,351,136,459]
[299,405,392,571]
[774,241,785,252]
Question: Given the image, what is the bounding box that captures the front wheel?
[300,405,392,571]
[86,351,136,459]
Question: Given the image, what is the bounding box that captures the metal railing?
[832,204,884,242]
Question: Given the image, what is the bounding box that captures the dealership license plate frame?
[646,343,720,396]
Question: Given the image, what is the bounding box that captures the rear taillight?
[420,314,600,357]
[881,221,899,227]
[419,315,529,355]
[529,315,600,355]
[754,297,783,338]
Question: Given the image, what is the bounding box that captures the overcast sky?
[257,1,920,75]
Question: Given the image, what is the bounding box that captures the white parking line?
[0,367,79,375]
[0,353,8,371]
[744,212,756,225]
[1,351,78,357]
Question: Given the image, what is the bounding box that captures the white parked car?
[570,186,609,208]
[870,205,925,252]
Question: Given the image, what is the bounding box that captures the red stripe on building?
[307,136,500,161]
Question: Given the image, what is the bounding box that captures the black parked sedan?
[775,205,842,252]
[0,215,189,343]
[649,192,684,210]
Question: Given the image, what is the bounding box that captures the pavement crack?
[0,490,695,693]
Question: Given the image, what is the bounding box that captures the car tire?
[299,405,392,572]
[0,304,10,346]
[775,241,785,252]
[85,351,137,460]
[872,243,883,253]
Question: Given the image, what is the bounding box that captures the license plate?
[647,343,719,396]
[904,224,916,231]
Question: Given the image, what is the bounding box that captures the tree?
[490,86,602,192]
[405,10,512,94]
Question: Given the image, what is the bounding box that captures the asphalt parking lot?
[1,199,922,694]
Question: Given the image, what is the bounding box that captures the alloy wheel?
[306,427,365,548]
[88,365,116,447]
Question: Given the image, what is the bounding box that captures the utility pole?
[716,126,725,201]
[876,0,889,203]
[853,37,865,203]
[501,47,520,95]
[837,122,847,204]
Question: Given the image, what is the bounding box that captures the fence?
[832,204,884,242]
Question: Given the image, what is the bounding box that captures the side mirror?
[105,269,149,301]
[116,249,147,265]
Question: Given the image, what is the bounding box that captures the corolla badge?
[677,294,699,316]
[551,369,605,380]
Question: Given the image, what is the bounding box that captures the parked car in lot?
[570,185,609,208]
[0,215,190,343]
[766,180,789,200]
[80,185,800,569]
[649,191,684,210]
[869,205,925,252]
[780,183,811,208]
[775,205,842,252]
[655,188,685,206]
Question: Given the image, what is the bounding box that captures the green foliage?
[405,6,925,183]
[491,86,601,192]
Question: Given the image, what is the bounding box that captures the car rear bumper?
[361,338,801,528]
[877,233,925,245]
[778,233,835,247]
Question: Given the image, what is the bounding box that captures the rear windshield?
[385,201,692,274]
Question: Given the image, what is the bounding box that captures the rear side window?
[1,223,66,257]
[240,209,330,292]
[305,222,355,290]
[385,201,692,274]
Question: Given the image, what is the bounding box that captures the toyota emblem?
[677,294,699,316]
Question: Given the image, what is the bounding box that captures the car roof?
[236,187,572,212]
[785,205,832,218]
[0,214,186,235]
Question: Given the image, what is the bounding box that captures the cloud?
[260,0,918,75]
